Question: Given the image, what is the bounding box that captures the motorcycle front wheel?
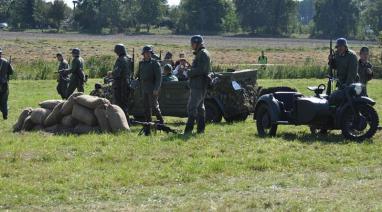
[341,104,379,141]
[256,105,278,137]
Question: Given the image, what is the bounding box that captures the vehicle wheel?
[309,126,328,135]
[341,104,379,141]
[256,105,277,137]
[205,101,223,123]
[225,112,249,123]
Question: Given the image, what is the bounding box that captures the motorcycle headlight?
[353,83,363,96]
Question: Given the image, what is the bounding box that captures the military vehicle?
[92,69,259,123]
[0,22,8,29]
[254,77,379,141]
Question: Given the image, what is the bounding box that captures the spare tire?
[205,101,222,123]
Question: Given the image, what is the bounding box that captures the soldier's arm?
[8,62,14,76]
[188,52,209,77]
[346,54,359,85]
[153,62,162,91]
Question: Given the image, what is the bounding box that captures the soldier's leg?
[185,89,203,134]
[196,90,207,133]
[65,82,77,99]
[152,95,164,124]
[0,84,9,120]
[77,83,85,93]
[143,93,153,135]
[329,89,345,105]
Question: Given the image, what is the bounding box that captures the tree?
[0,0,13,22]
[298,0,315,25]
[234,0,297,35]
[48,0,68,32]
[313,0,360,38]
[364,0,382,36]
[33,0,50,31]
[137,0,165,32]
[8,0,36,29]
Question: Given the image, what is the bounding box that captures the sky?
[59,0,180,7]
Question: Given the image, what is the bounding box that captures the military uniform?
[332,50,358,89]
[138,57,164,126]
[113,54,133,118]
[66,56,85,98]
[358,60,373,95]
[185,45,211,134]
[162,73,178,82]
[57,59,69,99]
[0,56,14,120]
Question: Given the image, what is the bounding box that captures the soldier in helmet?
[138,45,164,135]
[0,47,14,120]
[56,53,69,99]
[358,47,373,96]
[112,44,133,121]
[184,35,212,135]
[328,38,358,104]
[62,48,85,98]
[148,45,161,61]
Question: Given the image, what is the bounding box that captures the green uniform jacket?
[0,58,14,84]
[162,74,178,82]
[138,58,162,93]
[333,50,358,88]
[113,55,132,87]
[188,47,211,89]
[67,57,85,82]
[358,60,373,84]
[58,60,69,82]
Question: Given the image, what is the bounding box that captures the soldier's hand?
[367,68,372,74]
[153,90,159,96]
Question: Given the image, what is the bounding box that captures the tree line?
[0,0,381,38]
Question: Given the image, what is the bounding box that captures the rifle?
[131,120,179,135]
[131,48,135,80]
[327,38,334,95]
[159,50,162,60]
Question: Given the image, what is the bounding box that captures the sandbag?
[21,115,35,131]
[30,108,52,125]
[94,106,111,132]
[106,104,130,132]
[73,124,100,134]
[13,107,33,132]
[61,92,83,115]
[44,102,65,127]
[39,100,64,110]
[61,115,78,128]
[74,95,110,109]
[71,104,97,126]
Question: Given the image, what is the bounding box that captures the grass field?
[0,78,381,211]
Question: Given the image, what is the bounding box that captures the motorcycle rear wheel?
[256,105,278,137]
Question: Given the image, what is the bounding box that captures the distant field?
[0,79,381,210]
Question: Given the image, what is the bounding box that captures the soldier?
[328,38,358,104]
[149,45,161,61]
[184,35,211,135]
[62,48,85,98]
[358,47,373,96]
[56,53,69,99]
[162,64,178,82]
[0,47,14,120]
[138,45,164,135]
[112,44,133,121]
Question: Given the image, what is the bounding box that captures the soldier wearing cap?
[184,35,211,135]
[358,47,373,96]
[0,47,14,120]
[56,53,69,99]
[112,44,133,120]
[162,64,178,82]
[137,45,164,135]
[62,48,86,98]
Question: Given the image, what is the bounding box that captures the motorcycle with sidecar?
[254,77,379,141]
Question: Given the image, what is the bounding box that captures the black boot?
[184,117,195,135]
[197,116,206,134]
[144,125,151,136]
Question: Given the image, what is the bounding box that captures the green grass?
[0,79,381,211]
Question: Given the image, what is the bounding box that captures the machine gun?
[327,38,334,95]
[131,120,179,135]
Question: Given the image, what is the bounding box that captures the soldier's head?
[142,45,153,60]
[71,48,81,57]
[261,51,265,56]
[56,53,63,61]
[165,52,173,60]
[335,38,348,54]
[190,35,204,51]
[360,47,369,61]
[95,83,102,90]
[0,47,2,58]
[163,64,173,76]
[114,44,127,56]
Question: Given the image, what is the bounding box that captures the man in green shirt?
[162,64,178,82]
[138,45,164,135]
[56,53,69,99]
[258,51,268,65]
[62,48,86,98]
[358,47,373,96]
[0,47,14,120]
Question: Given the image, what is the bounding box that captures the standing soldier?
[112,44,133,121]
[62,48,85,98]
[138,45,164,135]
[0,48,14,120]
[184,35,211,135]
[358,47,373,96]
[56,53,69,99]
[328,38,358,104]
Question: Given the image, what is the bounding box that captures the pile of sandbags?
[13,93,130,134]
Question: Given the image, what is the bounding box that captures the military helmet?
[71,48,81,55]
[191,35,204,45]
[164,64,173,72]
[142,45,153,54]
[360,46,369,54]
[335,38,348,48]
[56,52,63,57]
[114,44,127,56]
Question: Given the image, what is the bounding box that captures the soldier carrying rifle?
[0,47,14,120]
